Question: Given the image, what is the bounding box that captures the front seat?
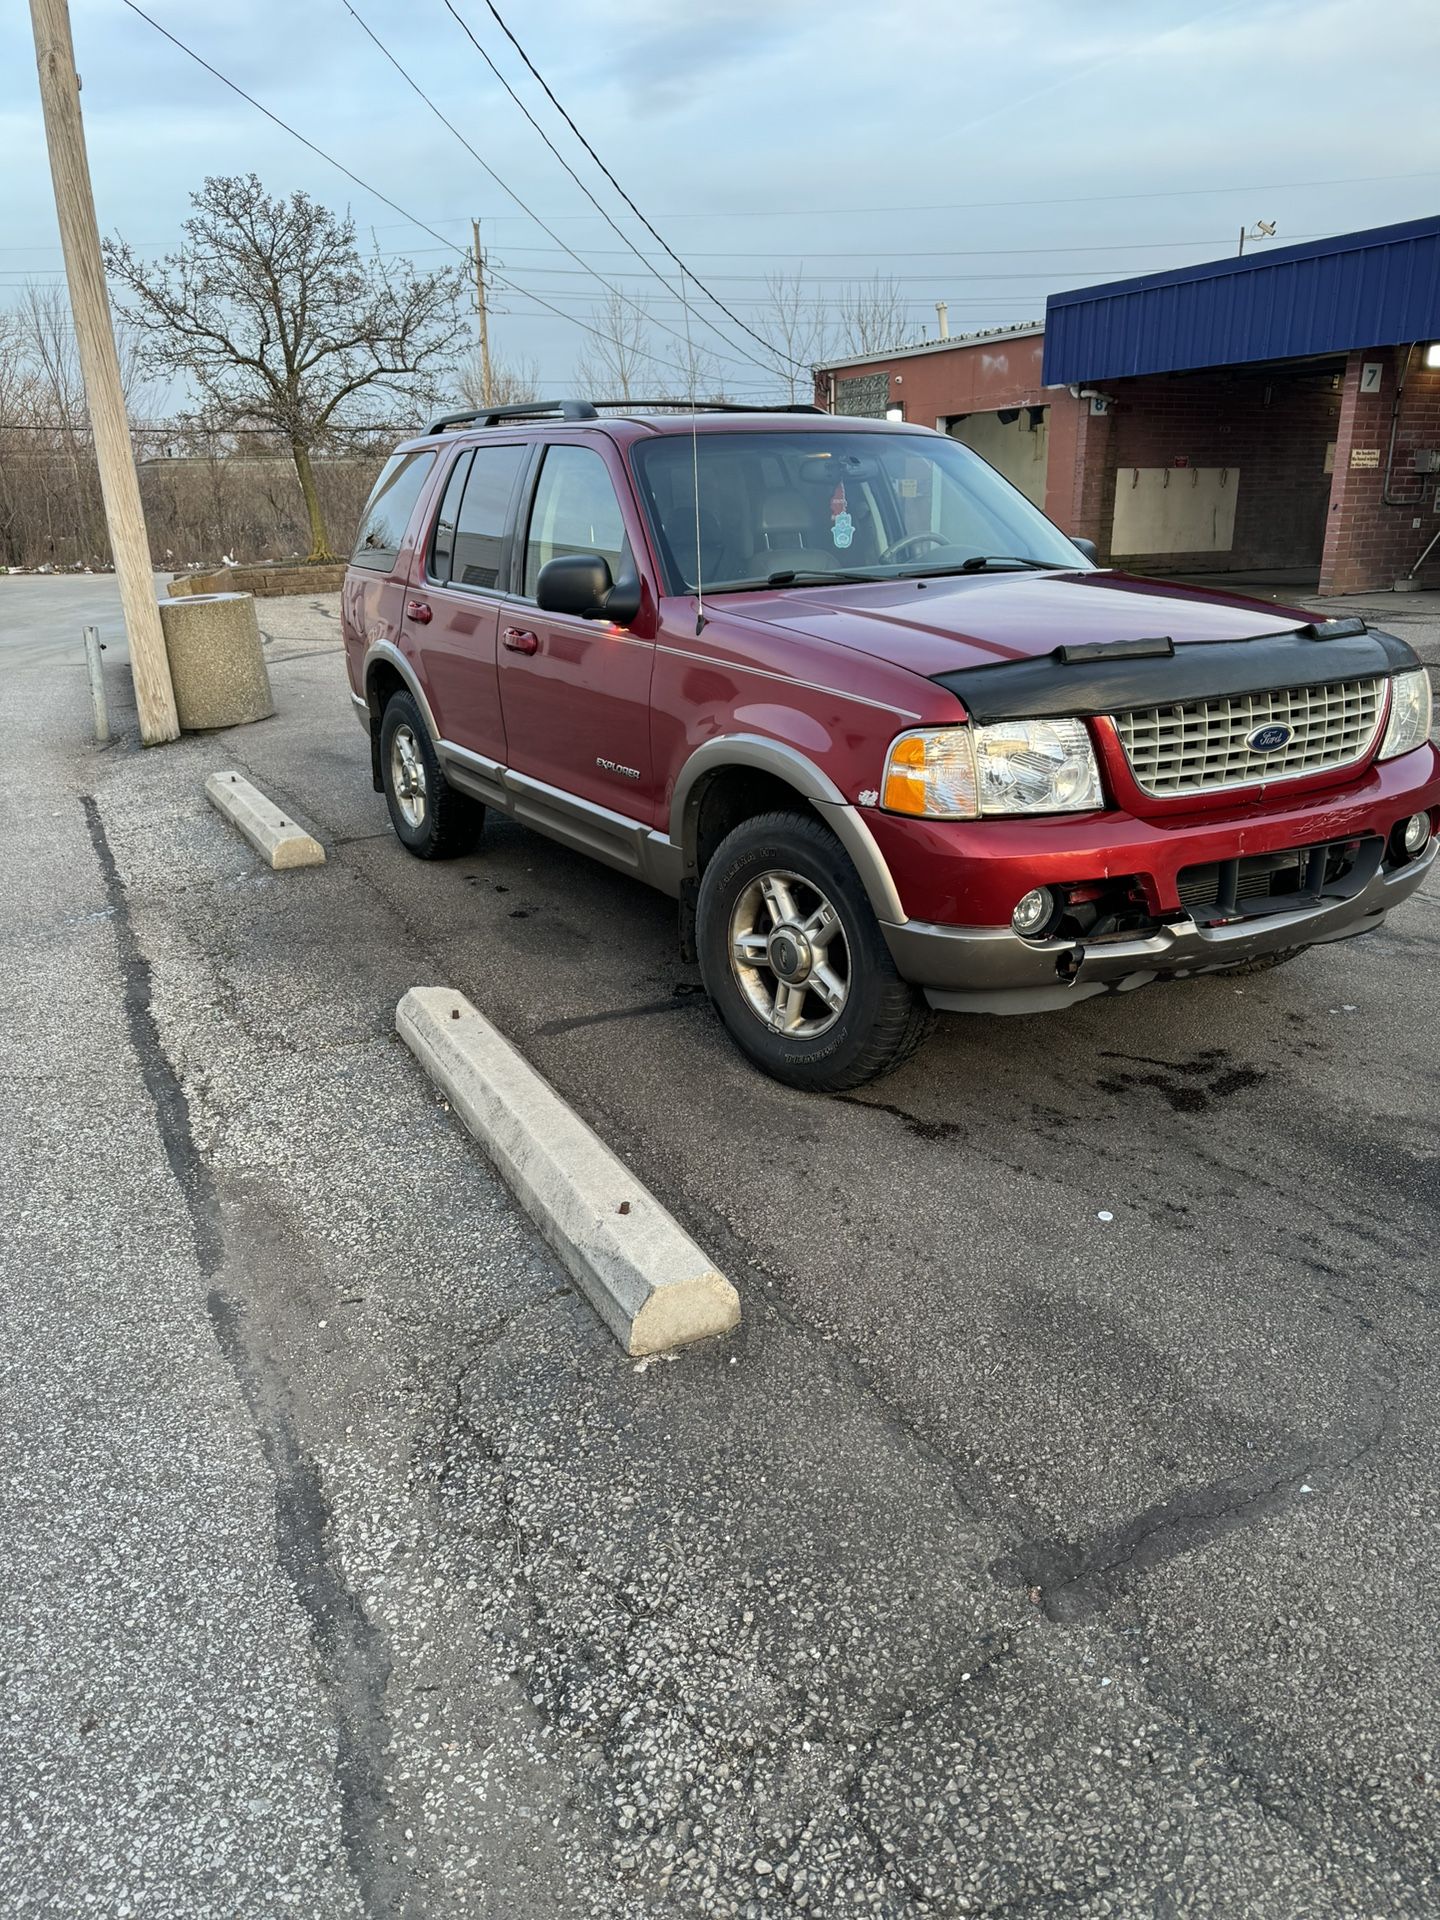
[756,489,832,569]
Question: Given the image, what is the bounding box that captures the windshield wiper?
[763,567,887,588]
[899,555,1064,578]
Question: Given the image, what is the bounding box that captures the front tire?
[379,691,483,859]
[696,810,932,1092]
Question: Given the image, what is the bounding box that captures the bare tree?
[104,174,467,559]
[833,273,908,358]
[760,271,831,402]
[0,284,155,564]
[456,351,541,410]
[0,300,398,574]
[573,288,654,401]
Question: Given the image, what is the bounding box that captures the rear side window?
[429,451,472,581]
[350,451,435,572]
[452,444,528,590]
[523,445,629,597]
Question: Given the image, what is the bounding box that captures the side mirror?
[535,553,642,626]
[1071,536,1099,564]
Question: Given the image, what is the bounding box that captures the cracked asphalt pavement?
[3,577,1439,1918]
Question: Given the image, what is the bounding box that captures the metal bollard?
[84,624,110,744]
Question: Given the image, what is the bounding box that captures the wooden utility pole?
[471,216,495,408]
[29,0,179,744]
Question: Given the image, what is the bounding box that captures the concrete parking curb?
[205,771,326,869]
[397,986,740,1356]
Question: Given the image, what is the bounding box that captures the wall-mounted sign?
[1360,363,1383,394]
[833,371,891,418]
[1350,446,1381,469]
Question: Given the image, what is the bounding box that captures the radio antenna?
[680,266,706,634]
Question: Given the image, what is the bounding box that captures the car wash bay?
[1044,214,1440,596]
[1076,357,1344,587]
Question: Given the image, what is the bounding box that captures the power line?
[473,170,1440,223]
[448,234,1334,261]
[118,0,463,257]
[444,0,802,371]
[338,0,784,384]
[329,168,1440,233]
[427,3,797,378]
[115,0,788,396]
[452,264,1199,285]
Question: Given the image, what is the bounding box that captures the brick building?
[818,216,1440,597]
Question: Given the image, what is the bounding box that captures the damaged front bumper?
[885,837,1436,1014]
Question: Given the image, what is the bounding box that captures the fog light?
[1012,886,1055,936]
[1402,811,1431,855]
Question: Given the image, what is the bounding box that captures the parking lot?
[5,578,1440,1918]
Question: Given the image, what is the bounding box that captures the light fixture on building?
[1426,342,1440,369]
[885,405,904,422]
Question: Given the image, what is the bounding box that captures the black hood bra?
[930,619,1421,724]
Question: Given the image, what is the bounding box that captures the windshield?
[630,428,1090,593]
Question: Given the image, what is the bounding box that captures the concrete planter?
[158,592,274,731]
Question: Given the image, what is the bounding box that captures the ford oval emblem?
[1246,722,1294,753]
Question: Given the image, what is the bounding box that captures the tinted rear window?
[452,444,527,589]
[351,451,435,573]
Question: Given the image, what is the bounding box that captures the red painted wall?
[829,333,1050,422]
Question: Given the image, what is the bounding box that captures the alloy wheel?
[728,868,851,1037]
[389,724,428,829]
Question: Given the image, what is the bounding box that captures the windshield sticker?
[830,481,854,550]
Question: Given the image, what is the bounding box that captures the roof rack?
[589,400,828,416]
[424,398,827,433]
[425,400,599,433]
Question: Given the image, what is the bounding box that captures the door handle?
[405,598,432,624]
[502,626,540,655]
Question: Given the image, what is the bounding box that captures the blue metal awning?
[1043,215,1440,386]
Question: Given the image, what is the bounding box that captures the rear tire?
[379,690,483,859]
[696,809,932,1092]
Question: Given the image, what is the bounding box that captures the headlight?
[881,719,1103,818]
[1379,668,1434,760]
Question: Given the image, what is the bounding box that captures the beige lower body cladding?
[159,592,274,730]
[397,986,740,1356]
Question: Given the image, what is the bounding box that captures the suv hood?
[737,568,1314,677]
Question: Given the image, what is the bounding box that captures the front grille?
[1114,678,1383,797]
[1176,836,1379,923]
[1176,850,1306,913]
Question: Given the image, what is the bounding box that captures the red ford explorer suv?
[342,400,1438,1091]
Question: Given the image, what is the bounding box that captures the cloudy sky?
[3,0,1439,408]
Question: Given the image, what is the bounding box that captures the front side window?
[630,430,1089,593]
[523,444,629,598]
[350,450,435,572]
[451,444,528,590]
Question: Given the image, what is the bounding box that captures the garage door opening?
[944,406,1049,509]
[1099,360,1344,592]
